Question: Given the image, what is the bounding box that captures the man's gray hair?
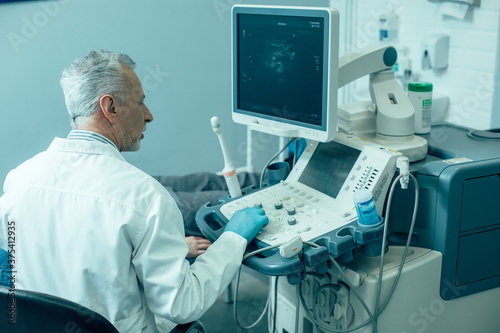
[60,49,136,125]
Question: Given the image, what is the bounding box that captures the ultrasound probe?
[211,116,243,199]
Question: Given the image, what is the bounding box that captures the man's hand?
[224,206,269,244]
[185,236,212,259]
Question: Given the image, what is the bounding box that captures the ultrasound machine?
[196,5,500,333]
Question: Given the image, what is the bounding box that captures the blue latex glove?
[225,206,269,244]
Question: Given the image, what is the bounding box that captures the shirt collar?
[67,129,119,151]
[48,137,126,163]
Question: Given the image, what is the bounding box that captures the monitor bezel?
[231,5,339,142]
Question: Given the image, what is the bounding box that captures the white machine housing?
[220,132,401,247]
[337,45,428,162]
[273,246,500,333]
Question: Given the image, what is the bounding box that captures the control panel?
[196,133,401,279]
[220,133,401,247]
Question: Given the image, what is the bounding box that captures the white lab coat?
[0,138,246,332]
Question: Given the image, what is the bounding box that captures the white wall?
[1,0,499,186]
[0,0,279,185]
[0,0,244,183]
[0,0,345,184]
[352,0,500,130]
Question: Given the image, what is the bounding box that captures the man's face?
[116,66,153,152]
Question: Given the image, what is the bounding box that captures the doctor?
[0,49,268,332]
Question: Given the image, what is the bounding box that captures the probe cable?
[259,137,299,189]
[296,172,419,332]
[233,137,299,330]
[373,173,419,321]
[298,241,376,333]
[233,244,281,331]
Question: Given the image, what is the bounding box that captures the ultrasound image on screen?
[237,14,325,126]
[299,141,360,199]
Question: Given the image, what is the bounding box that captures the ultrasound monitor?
[232,5,340,142]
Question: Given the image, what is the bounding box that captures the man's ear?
[99,94,118,123]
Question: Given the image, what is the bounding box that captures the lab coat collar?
[48,137,127,162]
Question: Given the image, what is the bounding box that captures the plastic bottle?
[353,189,380,226]
[378,12,398,42]
[408,82,433,134]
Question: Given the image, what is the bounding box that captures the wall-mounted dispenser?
[422,33,450,70]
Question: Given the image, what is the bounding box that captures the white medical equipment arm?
[338,44,398,89]
[339,45,414,137]
[369,69,414,137]
[338,45,427,161]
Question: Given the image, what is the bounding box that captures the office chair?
[0,286,205,332]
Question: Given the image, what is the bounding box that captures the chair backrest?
[0,286,206,332]
[171,321,206,333]
[0,285,119,332]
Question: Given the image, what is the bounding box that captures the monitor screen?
[237,14,324,126]
[232,5,339,142]
[298,141,360,199]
